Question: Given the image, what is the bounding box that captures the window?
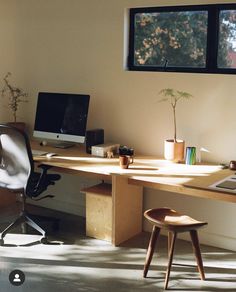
[218,9,236,69]
[128,4,236,74]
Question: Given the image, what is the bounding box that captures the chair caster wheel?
[40,237,47,244]
[0,239,4,246]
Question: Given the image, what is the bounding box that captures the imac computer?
[33,92,90,148]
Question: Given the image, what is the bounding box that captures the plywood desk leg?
[112,175,143,246]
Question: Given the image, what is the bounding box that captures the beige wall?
[0,0,236,250]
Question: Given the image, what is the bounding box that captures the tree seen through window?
[134,11,208,68]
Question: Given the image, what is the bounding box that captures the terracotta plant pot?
[164,139,185,162]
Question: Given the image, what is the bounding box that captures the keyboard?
[31,149,48,156]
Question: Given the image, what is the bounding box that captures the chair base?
[29,213,60,232]
[0,211,48,245]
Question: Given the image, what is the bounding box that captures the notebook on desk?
[208,175,236,194]
[182,166,236,196]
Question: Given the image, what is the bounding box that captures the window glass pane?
[133,10,208,68]
[218,10,236,69]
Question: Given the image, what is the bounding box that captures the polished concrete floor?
[0,204,235,292]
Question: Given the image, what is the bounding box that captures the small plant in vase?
[159,88,193,162]
[1,72,28,131]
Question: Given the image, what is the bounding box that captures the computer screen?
[33,92,90,145]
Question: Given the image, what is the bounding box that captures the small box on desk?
[91,143,120,157]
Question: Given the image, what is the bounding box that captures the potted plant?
[1,72,28,131]
[159,88,193,162]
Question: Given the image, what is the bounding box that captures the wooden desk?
[129,164,236,203]
[32,141,143,246]
[31,141,236,245]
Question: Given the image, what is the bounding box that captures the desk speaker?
[86,129,104,154]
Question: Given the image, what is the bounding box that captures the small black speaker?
[85,129,104,154]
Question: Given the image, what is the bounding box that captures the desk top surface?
[31,140,236,203]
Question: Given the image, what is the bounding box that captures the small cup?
[119,155,133,169]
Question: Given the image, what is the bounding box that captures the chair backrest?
[0,124,34,192]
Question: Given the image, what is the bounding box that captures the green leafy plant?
[159,88,193,142]
[1,72,28,122]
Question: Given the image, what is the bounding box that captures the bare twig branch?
[1,72,28,122]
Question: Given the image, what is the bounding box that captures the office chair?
[0,124,61,245]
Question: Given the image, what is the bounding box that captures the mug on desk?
[119,155,134,169]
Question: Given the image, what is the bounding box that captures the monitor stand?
[51,142,76,149]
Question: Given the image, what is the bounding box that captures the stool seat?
[143,207,207,290]
[144,207,207,232]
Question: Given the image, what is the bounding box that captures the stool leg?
[168,231,173,255]
[190,230,205,280]
[164,231,177,290]
[143,226,160,278]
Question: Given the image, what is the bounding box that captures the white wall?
[1,0,236,250]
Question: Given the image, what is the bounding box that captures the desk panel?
[128,167,236,203]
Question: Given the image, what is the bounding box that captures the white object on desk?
[91,143,120,157]
[46,152,58,158]
[32,149,48,156]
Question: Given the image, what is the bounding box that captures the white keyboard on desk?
[31,149,48,156]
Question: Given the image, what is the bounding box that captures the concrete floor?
[0,204,235,292]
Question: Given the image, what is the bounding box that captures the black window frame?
[128,3,236,74]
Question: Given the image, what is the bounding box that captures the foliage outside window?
[128,4,236,74]
[134,11,208,68]
[218,9,236,69]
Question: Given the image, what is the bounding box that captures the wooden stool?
[143,207,207,290]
